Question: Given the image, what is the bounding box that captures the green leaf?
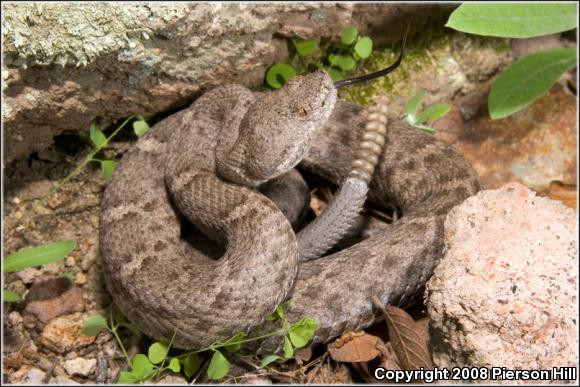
[183,353,201,378]
[446,3,577,38]
[415,103,451,125]
[133,119,150,137]
[266,305,285,321]
[327,67,343,82]
[341,26,358,45]
[283,336,294,359]
[117,371,140,384]
[260,354,282,368]
[294,39,317,56]
[354,37,373,59]
[4,240,76,273]
[148,342,168,365]
[100,160,117,182]
[168,357,181,373]
[90,122,108,148]
[336,55,356,71]
[82,314,109,336]
[288,318,319,348]
[265,63,296,89]
[328,54,339,67]
[207,351,229,380]
[224,332,246,353]
[489,48,577,119]
[132,354,154,379]
[3,289,20,302]
[405,90,427,118]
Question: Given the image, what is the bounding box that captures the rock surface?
[455,85,577,193]
[427,183,577,375]
[2,2,446,162]
[24,277,85,324]
[41,313,96,353]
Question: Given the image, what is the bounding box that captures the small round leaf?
[266,63,296,89]
[341,26,358,45]
[288,318,319,348]
[117,371,139,384]
[183,353,201,378]
[354,37,373,59]
[90,123,108,148]
[294,39,318,56]
[100,160,117,182]
[131,354,154,379]
[82,314,109,336]
[133,119,150,137]
[207,351,230,380]
[168,357,181,373]
[327,68,343,82]
[148,342,168,365]
[336,55,356,71]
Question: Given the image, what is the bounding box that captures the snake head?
[238,71,337,184]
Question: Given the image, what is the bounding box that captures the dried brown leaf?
[376,341,402,371]
[372,296,433,370]
[327,331,382,363]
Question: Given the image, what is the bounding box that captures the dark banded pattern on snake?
[99,71,481,349]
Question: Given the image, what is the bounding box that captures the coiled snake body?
[100,71,481,349]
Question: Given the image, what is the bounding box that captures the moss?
[339,29,445,106]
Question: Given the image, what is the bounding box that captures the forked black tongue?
[334,23,410,89]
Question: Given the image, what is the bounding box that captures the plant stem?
[176,329,285,359]
[40,115,134,204]
[110,326,132,367]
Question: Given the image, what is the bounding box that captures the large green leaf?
[4,240,76,273]
[489,48,577,119]
[446,3,577,38]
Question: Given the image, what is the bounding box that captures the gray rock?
[2,2,353,161]
[426,183,577,373]
[2,3,449,162]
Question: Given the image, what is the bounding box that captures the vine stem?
[40,115,134,205]
[176,329,286,359]
[110,325,132,367]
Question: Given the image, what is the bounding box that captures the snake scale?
[100,68,481,350]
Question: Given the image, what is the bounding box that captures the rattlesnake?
[99,69,481,350]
